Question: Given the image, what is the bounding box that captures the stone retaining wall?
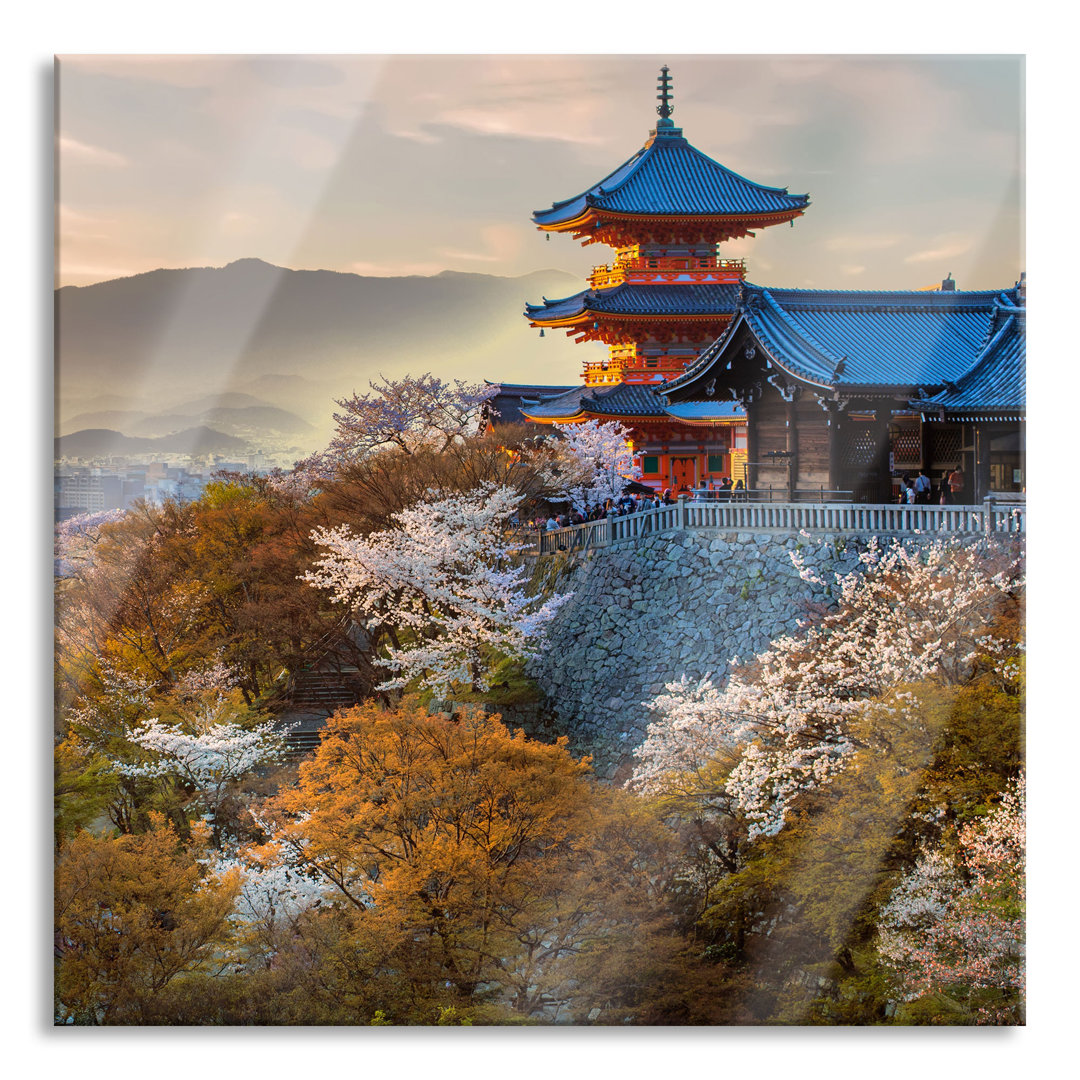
[526,529,874,780]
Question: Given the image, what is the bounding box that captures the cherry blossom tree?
[550,418,641,513]
[113,659,287,841]
[54,508,128,578]
[284,374,498,492]
[305,482,571,694]
[877,772,1025,1023]
[631,538,1024,841]
[211,838,337,969]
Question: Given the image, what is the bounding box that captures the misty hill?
[56,260,584,417]
[57,426,251,460]
[174,391,274,413]
[59,402,314,438]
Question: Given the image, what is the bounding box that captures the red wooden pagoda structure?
[519,67,810,492]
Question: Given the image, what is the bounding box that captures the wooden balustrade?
[536,498,1025,556]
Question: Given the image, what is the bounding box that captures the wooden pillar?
[827,403,843,496]
[786,399,799,499]
[872,408,892,502]
[745,399,758,492]
[974,423,993,503]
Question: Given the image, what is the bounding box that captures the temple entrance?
[671,456,696,492]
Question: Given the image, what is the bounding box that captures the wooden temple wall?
[795,396,830,488]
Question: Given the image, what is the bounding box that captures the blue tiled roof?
[534,127,809,226]
[518,385,592,420]
[663,401,745,422]
[525,282,740,322]
[921,301,1025,418]
[582,383,668,417]
[667,284,1024,394]
[484,382,579,425]
[519,382,673,421]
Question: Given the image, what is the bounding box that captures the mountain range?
[55,426,252,460]
[56,259,587,457]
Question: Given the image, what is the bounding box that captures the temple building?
[493,67,1025,503]
[515,66,808,493]
[661,280,1026,503]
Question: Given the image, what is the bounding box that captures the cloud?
[840,264,867,276]
[825,233,905,253]
[59,262,137,283]
[58,135,127,167]
[904,235,974,264]
[436,248,500,263]
[435,108,606,146]
[388,127,443,145]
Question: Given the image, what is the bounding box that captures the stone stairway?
[282,727,323,761]
[289,669,364,711]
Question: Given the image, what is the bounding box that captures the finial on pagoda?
[656,65,674,122]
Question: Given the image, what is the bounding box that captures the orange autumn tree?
[54,815,239,1025]
[261,698,680,1022]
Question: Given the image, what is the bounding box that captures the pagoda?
[521,67,810,493]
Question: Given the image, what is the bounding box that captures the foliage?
[63,657,285,842]
[55,484,363,709]
[54,816,239,1024]
[878,773,1025,1024]
[626,537,1024,1023]
[631,538,1023,839]
[290,373,497,487]
[306,482,571,694]
[550,418,641,513]
[54,735,116,849]
[54,508,128,578]
[258,697,680,1021]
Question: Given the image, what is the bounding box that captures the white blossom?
[549,419,641,513]
[878,773,1025,1020]
[631,538,1024,840]
[305,482,571,693]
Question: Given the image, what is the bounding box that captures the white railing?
[537,497,1025,556]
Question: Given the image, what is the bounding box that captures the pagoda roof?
[518,385,593,421]
[517,380,746,424]
[663,400,745,423]
[519,382,667,422]
[918,300,1026,419]
[583,382,669,418]
[666,283,1024,397]
[533,125,809,228]
[525,282,740,323]
[483,381,579,425]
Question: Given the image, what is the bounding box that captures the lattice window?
[929,427,962,465]
[842,425,879,467]
[890,424,922,465]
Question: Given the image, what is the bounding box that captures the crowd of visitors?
[533,465,979,534]
[533,490,677,532]
[897,467,966,505]
[532,480,760,532]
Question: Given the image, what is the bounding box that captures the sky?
[56,53,1025,293]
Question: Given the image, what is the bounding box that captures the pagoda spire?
[656,65,674,122]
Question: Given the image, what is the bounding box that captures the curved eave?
[581,410,664,423]
[536,206,806,234]
[527,308,736,329]
[518,407,587,424]
[661,313,748,394]
[660,411,744,425]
